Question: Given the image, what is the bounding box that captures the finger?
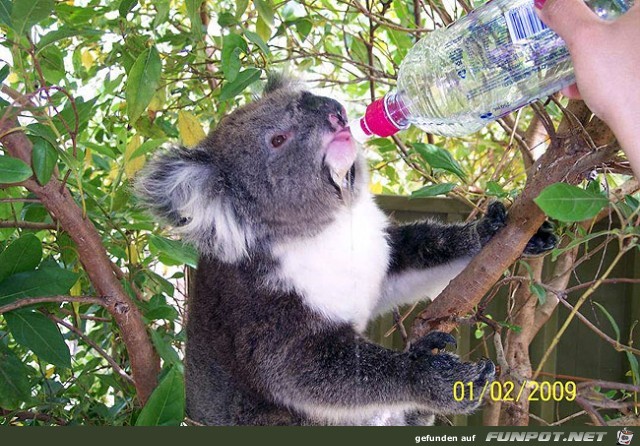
[536,0,601,47]
[560,83,582,99]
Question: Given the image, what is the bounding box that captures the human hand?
[536,0,640,176]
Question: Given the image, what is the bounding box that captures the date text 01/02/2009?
[453,380,576,402]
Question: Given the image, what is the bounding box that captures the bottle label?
[504,4,548,43]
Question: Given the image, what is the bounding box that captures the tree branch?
[498,258,543,426]
[410,101,619,340]
[0,104,160,404]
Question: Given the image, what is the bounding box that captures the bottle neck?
[351,92,410,142]
[384,92,410,131]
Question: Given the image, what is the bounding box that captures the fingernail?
[534,0,546,9]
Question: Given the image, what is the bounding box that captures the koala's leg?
[247,324,493,424]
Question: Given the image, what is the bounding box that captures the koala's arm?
[376,202,556,315]
[375,215,497,315]
[243,326,491,421]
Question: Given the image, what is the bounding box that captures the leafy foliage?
[0,0,637,427]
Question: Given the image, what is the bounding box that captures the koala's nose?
[328,112,347,129]
[299,92,347,126]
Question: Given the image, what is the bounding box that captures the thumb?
[536,0,601,46]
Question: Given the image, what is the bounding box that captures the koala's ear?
[263,72,300,96]
[135,146,253,262]
[135,146,220,227]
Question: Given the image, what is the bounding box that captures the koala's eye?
[271,134,288,148]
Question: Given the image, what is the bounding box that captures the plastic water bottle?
[349,0,633,141]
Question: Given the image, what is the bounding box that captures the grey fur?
[135,78,555,425]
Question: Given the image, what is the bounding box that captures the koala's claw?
[477,202,508,245]
[478,202,558,256]
[412,331,457,354]
[455,358,496,412]
[475,358,496,384]
[524,221,558,256]
[485,201,507,230]
[414,352,496,414]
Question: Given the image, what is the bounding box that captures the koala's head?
[135,76,368,263]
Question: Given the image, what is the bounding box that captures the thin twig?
[0,221,57,230]
[48,314,134,384]
[549,410,588,426]
[574,396,607,426]
[0,198,40,203]
[0,296,104,314]
[0,408,67,426]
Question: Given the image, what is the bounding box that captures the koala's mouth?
[322,127,357,199]
[325,162,356,199]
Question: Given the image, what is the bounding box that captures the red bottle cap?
[362,97,401,138]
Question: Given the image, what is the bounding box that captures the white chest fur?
[272,194,391,331]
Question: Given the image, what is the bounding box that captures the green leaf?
[529,283,547,305]
[413,143,467,181]
[126,47,162,123]
[221,34,247,83]
[148,235,198,268]
[0,156,32,184]
[0,0,11,28]
[150,329,181,366]
[82,141,118,159]
[52,97,97,136]
[254,0,274,26]
[619,194,640,220]
[486,181,508,198]
[0,64,9,83]
[0,344,32,410]
[129,138,168,160]
[5,310,71,369]
[0,234,42,283]
[118,0,138,16]
[593,301,621,342]
[0,267,80,306]
[563,229,613,252]
[627,351,640,385]
[136,367,185,426]
[244,30,271,56]
[37,28,102,55]
[186,0,204,38]
[534,183,609,222]
[26,123,58,147]
[295,18,312,41]
[219,68,261,101]
[349,38,369,65]
[218,12,237,27]
[152,0,170,27]
[31,137,58,185]
[235,0,250,18]
[11,0,54,36]
[255,15,271,41]
[411,182,456,198]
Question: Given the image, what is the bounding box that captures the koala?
[135,76,556,426]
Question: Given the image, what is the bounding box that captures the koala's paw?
[524,221,558,256]
[476,201,507,246]
[410,336,495,414]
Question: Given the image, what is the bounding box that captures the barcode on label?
[504,5,548,43]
